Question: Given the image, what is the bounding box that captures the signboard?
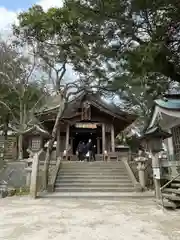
[75,123,97,129]
[153,168,161,179]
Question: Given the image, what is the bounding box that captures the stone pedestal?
[25,167,32,187]
[25,154,33,187]
[30,150,42,199]
[135,155,147,190]
[152,153,162,199]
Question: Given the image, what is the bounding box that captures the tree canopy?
[0,39,48,127]
[13,0,180,120]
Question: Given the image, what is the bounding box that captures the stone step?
[41,191,154,199]
[60,166,126,169]
[55,183,133,188]
[58,171,128,175]
[56,174,129,180]
[55,179,132,184]
[54,187,134,192]
[59,171,127,175]
[171,183,180,188]
[163,188,180,195]
[56,175,129,180]
[61,166,125,169]
[61,163,124,167]
[156,199,177,209]
[163,193,180,202]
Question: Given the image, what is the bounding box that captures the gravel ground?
[0,196,180,240]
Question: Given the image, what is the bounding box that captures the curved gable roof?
[37,91,137,124]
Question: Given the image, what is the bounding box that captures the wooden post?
[56,125,61,158]
[102,123,106,153]
[111,124,115,152]
[70,138,73,154]
[65,124,70,160]
[97,137,100,154]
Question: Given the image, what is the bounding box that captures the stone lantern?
[140,124,171,198]
[134,150,148,190]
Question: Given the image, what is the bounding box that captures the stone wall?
[0,161,26,188]
[0,136,17,162]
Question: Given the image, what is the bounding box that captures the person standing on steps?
[86,139,92,162]
[92,145,96,161]
[77,141,84,161]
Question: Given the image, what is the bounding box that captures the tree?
[57,0,180,121]
[14,4,112,188]
[62,0,180,82]
[0,39,47,160]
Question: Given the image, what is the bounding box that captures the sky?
[0,0,79,82]
[0,0,63,30]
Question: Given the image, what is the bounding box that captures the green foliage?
[0,39,47,128]
[14,1,180,119]
[14,187,29,196]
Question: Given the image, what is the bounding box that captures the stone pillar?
[136,160,146,189]
[26,168,32,186]
[111,124,115,152]
[97,137,100,154]
[56,126,61,158]
[65,124,69,150]
[69,137,73,154]
[30,153,39,198]
[65,124,70,160]
[152,154,161,199]
[102,123,106,153]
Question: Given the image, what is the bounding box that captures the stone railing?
[122,156,142,191]
[129,153,153,189]
[28,149,44,198]
[48,156,62,192]
[26,148,63,198]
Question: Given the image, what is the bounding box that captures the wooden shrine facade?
[24,92,136,159]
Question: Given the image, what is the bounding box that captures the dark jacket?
[77,143,84,153]
[86,142,92,151]
[92,145,96,153]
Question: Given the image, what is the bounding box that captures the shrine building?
[24,91,137,161]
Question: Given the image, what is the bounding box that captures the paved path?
[0,196,180,239]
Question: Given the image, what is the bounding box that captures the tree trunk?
[43,94,65,190]
[18,99,24,160]
[1,115,9,167]
[18,134,23,160]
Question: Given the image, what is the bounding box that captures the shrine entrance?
[70,123,102,154]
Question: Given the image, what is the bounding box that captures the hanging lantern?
[140,125,172,154]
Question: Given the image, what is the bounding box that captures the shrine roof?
[23,124,50,136]
[155,94,180,110]
[143,125,172,140]
[36,91,137,124]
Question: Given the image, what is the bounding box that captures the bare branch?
[0,100,18,123]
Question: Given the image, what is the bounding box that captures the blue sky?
[0,0,36,11]
[0,0,63,29]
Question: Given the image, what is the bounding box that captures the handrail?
[48,156,61,192]
[160,173,180,191]
[160,172,180,209]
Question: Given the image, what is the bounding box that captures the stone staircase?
[53,161,138,199]
[162,180,180,209]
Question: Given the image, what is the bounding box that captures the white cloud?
[38,0,64,11]
[0,7,17,30]
[0,0,64,31]
[0,1,76,83]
